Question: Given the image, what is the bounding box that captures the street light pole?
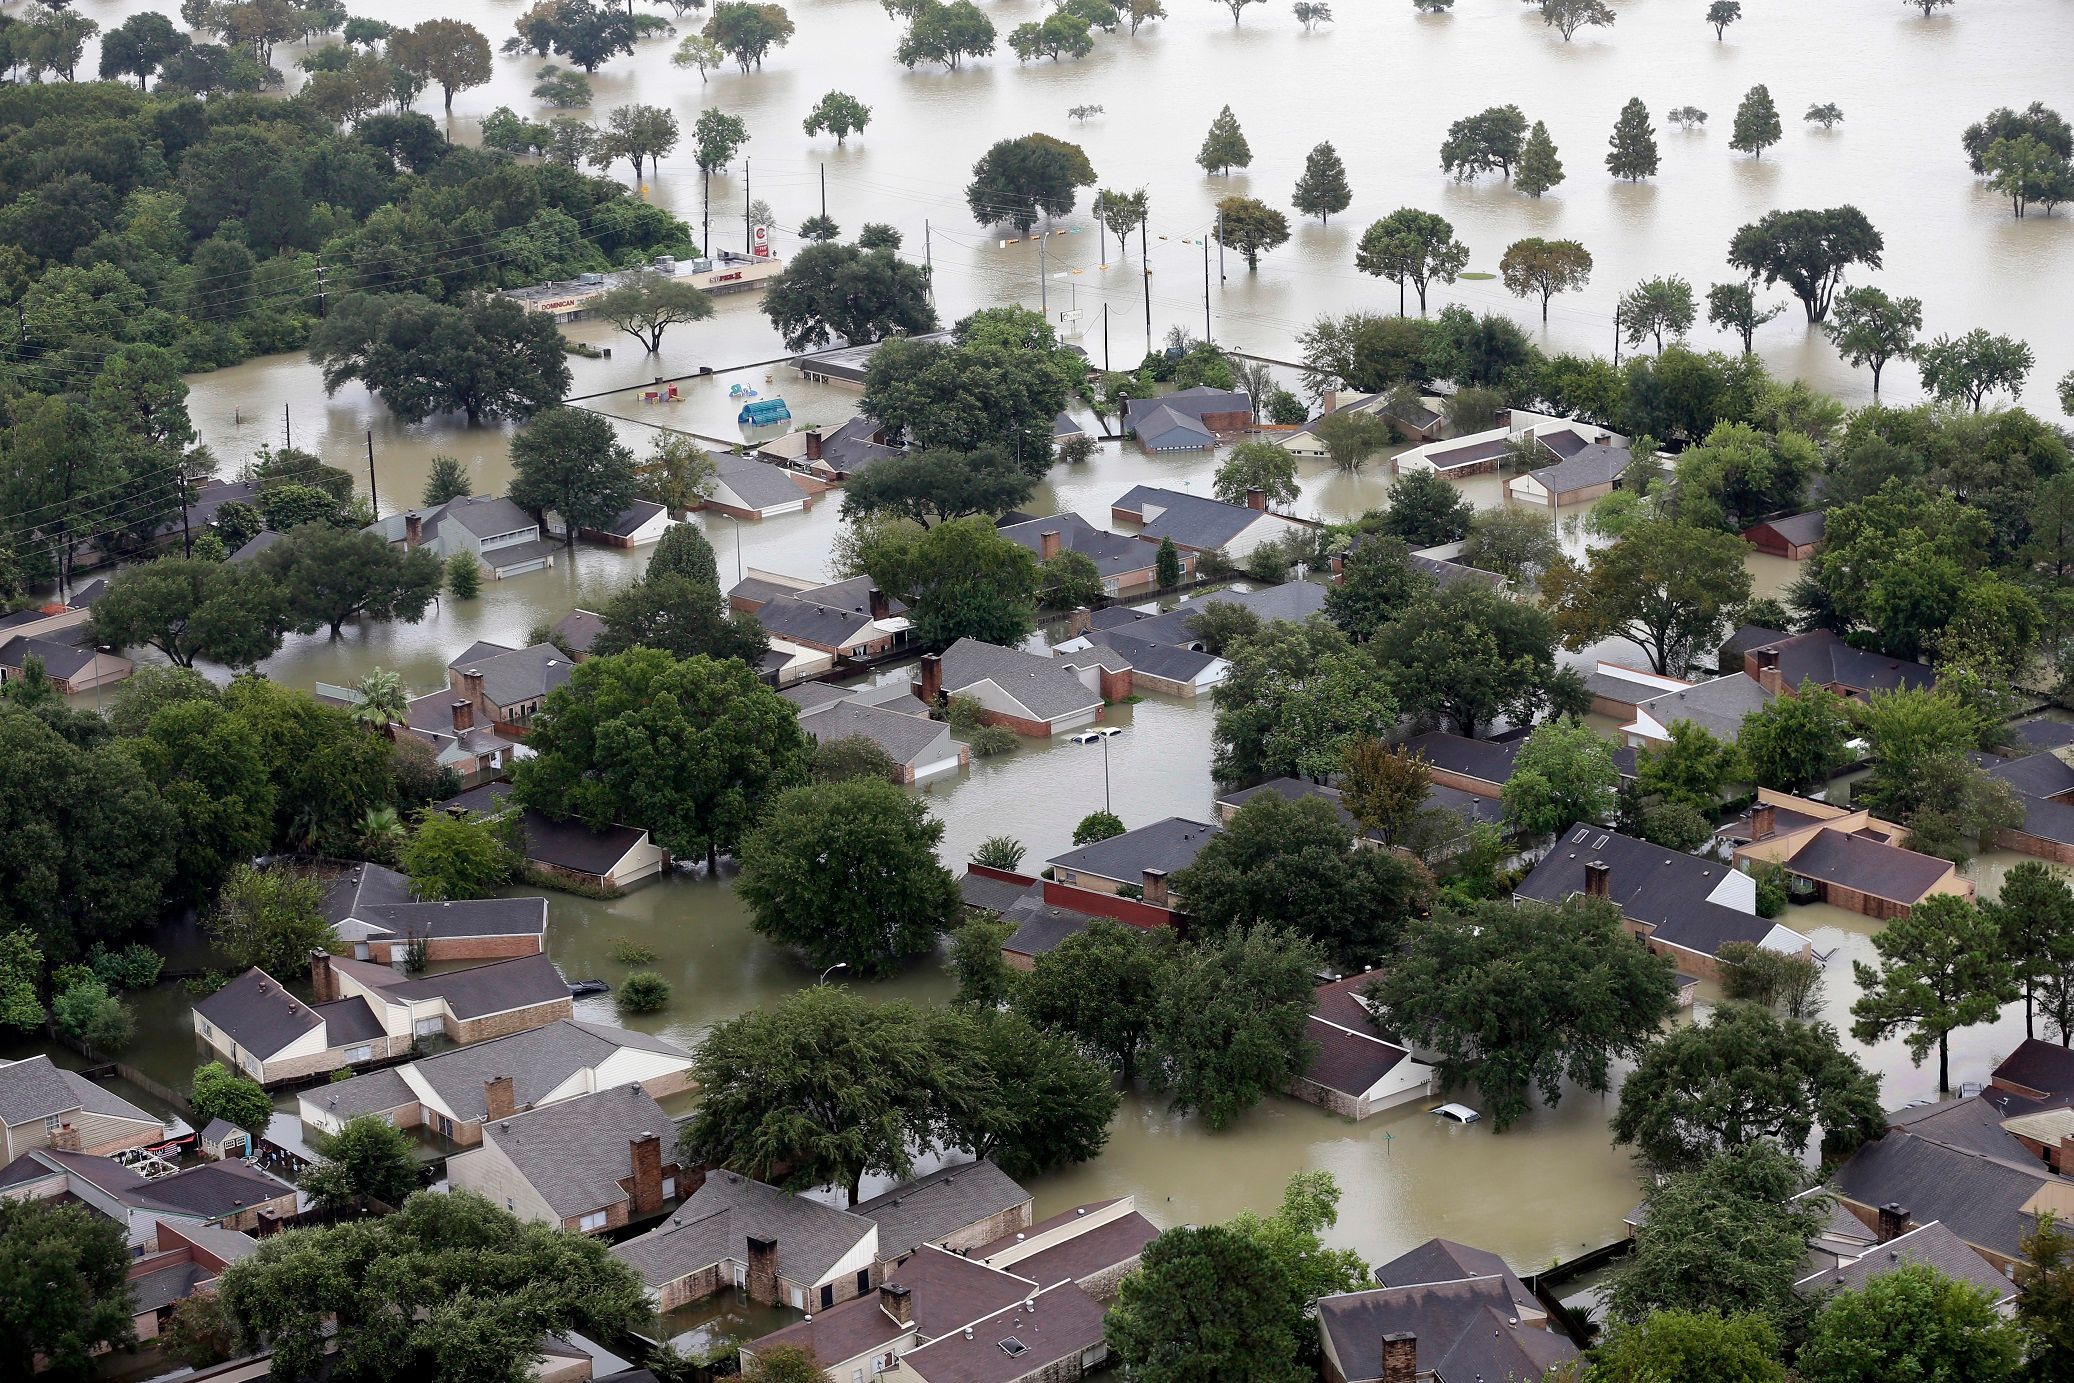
[819,962,849,985]
[725,514,743,583]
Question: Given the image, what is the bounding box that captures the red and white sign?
[752,225,771,259]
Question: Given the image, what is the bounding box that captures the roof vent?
[1075,1207,1086,1216]
[963,1328,973,1340]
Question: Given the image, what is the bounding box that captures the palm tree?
[350,669,408,737]
[359,808,406,867]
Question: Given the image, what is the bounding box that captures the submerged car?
[1431,1102,1482,1125]
[567,979,610,997]
[1069,727,1123,744]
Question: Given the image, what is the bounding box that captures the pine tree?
[1155,536,1182,589]
[1605,98,1660,182]
[1292,141,1352,223]
[1515,120,1565,197]
[1730,84,1783,158]
[1197,105,1253,176]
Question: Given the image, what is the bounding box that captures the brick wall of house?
[643,1068,699,1101]
[1550,479,1618,508]
[1992,829,2074,867]
[934,1203,1033,1256]
[564,1198,631,1234]
[1288,1077,1365,1122]
[1433,456,1500,478]
[1003,1344,1106,1383]
[367,933,545,964]
[258,1036,413,1087]
[1075,1255,1144,1302]
[1199,409,1252,432]
[978,707,1068,738]
[1815,883,1912,921]
[1647,936,1729,984]
[1421,766,1504,799]
[448,997,573,1046]
[656,1263,724,1312]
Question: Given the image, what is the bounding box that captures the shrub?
[611,941,659,966]
[943,694,989,731]
[972,836,1027,871]
[618,971,672,1013]
[446,551,480,599]
[970,725,1020,757]
[87,942,163,991]
[1073,811,1126,845]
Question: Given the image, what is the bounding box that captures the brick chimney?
[51,1122,81,1152]
[804,429,823,462]
[460,668,486,707]
[1040,529,1062,560]
[1320,389,1338,414]
[868,587,889,621]
[919,653,944,706]
[1382,1331,1417,1383]
[484,1074,516,1121]
[1492,408,1513,431]
[451,699,475,733]
[1244,487,1266,512]
[626,1132,664,1218]
[2059,1134,2074,1174]
[880,1282,914,1327]
[1750,803,1776,841]
[1751,647,1784,696]
[746,1234,780,1305]
[1142,868,1169,908]
[309,950,337,1004]
[1584,860,1610,900]
[1329,553,1346,584]
[1877,1202,1911,1244]
[404,512,423,548]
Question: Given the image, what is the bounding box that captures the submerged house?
[367,494,559,579]
[1725,790,1974,919]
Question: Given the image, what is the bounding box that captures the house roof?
[2014,793,2074,848]
[756,595,876,650]
[596,501,667,538]
[518,808,652,880]
[349,897,550,943]
[323,862,415,924]
[1077,630,1221,684]
[798,699,949,768]
[1649,902,1796,961]
[479,1083,671,1219]
[0,634,101,679]
[959,870,1035,915]
[997,513,1164,580]
[1749,511,1827,547]
[2010,718,2074,754]
[1129,404,1216,449]
[753,1246,1035,1368]
[1749,628,1934,695]
[1515,825,1740,929]
[427,495,539,543]
[1111,486,1263,549]
[652,1171,874,1287]
[1396,731,1521,787]
[999,890,1096,960]
[1318,1276,1578,1383]
[1782,830,1955,905]
[611,1207,738,1290]
[192,969,321,1061]
[1121,387,1249,430]
[131,1260,212,1316]
[1407,553,1504,591]
[1045,816,1221,886]
[1994,1039,2074,1097]
[1979,750,2074,800]
[778,680,858,711]
[345,952,568,1020]
[448,642,574,710]
[1632,673,1776,742]
[854,1161,1032,1262]
[1089,579,1327,648]
[936,638,1100,723]
[199,1118,242,1145]
[553,608,607,656]
[1051,412,1085,439]
[1720,624,1791,669]
[1372,1238,1539,1320]
[0,1056,152,1130]
[898,1282,1109,1383]
[1832,1125,2059,1262]
[1795,1218,2012,1303]
[993,1209,1158,1291]
[307,1065,416,1122]
[713,453,810,512]
[1304,970,1418,1099]
[1523,442,1630,497]
[36,1149,293,1220]
[310,996,385,1046]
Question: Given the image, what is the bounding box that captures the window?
[579,1211,607,1232]
[662,1177,676,1199]
[856,1268,871,1294]
[200,1021,213,1039]
[852,1371,865,1383]
[820,1283,835,1309]
[506,1198,515,1212]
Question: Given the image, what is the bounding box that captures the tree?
[1823,286,1922,395]
[1501,238,1592,323]
[1730,84,1785,158]
[1613,1004,1885,1172]
[1197,105,1252,176]
[1154,537,1183,590]
[966,133,1095,233]
[864,311,1073,470]
[593,573,770,664]
[738,777,960,975]
[298,1115,419,1216]
[1211,620,1397,784]
[647,517,721,587]
[1215,196,1290,271]
[1986,861,2074,1044]
[1292,141,1352,223]
[1093,187,1151,250]
[1669,104,1710,131]
[971,836,1025,872]
[1323,536,1428,642]
[509,0,639,71]
[422,455,472,508]
[1379,469,1474,546]
[591,270,715,355]
[703,1,794,70]
[1727,207,1885,324]
[52,975,130,1052]
[1514,119,1565,197]
[309,292,571,424]
[1706,0,1742,38]
[1982,134,2072,218]
[1106,1224,1309,1383]
[1213,441,1300,508]
[1377,581,1558,736]
[681,987,952,1202]
[1635,719,1737,811]
[862,517,1038,647]
[939,1010,1116,1178]
[512,649,811,870]
[1902,0,1955,14]
[1915,329,2034,411]
[1462,504,1561,584]
[762,242,937,352]
[1799,1263,2022,1383]
[1338,738,1437,849]
[840,447,1036,528]
[217,1192,648,1382]
[89,557,283,668]
[0,1197,135,1381]
[670,31,725,81]
[392,19,492,113]
[258,525,444,640]
[1736,681,1853,790]
[1038,550,1103,610]
[1672,420,1819,532]
[1605,1143,1826,1326]
[207,866,334,976]
[1541,0,1614,40]
[894,0,996,69]
[1543,517,1752,675]
[401,813,512,901]
[1019,919,1167,1076]
[949,917,1015,1009]
[1355,208,1469,315]
[1072,811,1126,846]
[1806,101,1846,130]
[1439,104,1528,181]
[1150,925,1320,1129]
[1502,716,1620,838]
[596,102,686,184]
[803,91,871,145]
[190,1061,275,1136]
[1853,894,2015,1093]
[811,734,899,787]
[1374,896,1678,1129]
[1587,1311,1783,1383]
[1172,793,1430,969]
[1963,102,2074,174]
[1313,411,1395,473]
[100,11,190,88]
[2019,1213,2074,1376]
[220,679,396,856]
[1620,276,1697,354]
[508,408,638,550]
[1008,12,1095,62]
[1708,281,1787,353]
[1605,97,1662,182]
[0,930,42,1032]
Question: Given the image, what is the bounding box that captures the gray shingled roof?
[618,1173,873,1287]
[1371,1238,1538,1319]
[1524,442,1631,497]
[1112,486,1260,548]
[1783,830,1955,905]
[1121,387,1249,429]
[1000,890,1096,960]
[448,642,574,710]
[1079,630,1220,684]
[898,1282,1109,1383]
[854,1161,1031,1261]
[935,639,1100,723]
[318,1020,687,1126]
[553,608,607,656]
[1796,1219,2014,1303]
[756,595,875,649]
[429,495,539,542]
[192,969,321,1061]
[1515,825,1741,928]
[997,513,1164,581]
[1089,580,1327,648]
[1980,751,2074,800]
[0,1056,142,1128]
[1633,673,1776,742]
[324,863,414,924]
[797,699,950,768]
[1832,1130,2055,1263]
[351,897,549,942]
[714,453,810,512]
[1749,628,1935,695]
[1753,510,1827,547]
[596,501,667,538]
[307,1066,416,1122]
[1992,1039,2074,1097]
[1318,1277,1578,1383]
[479,1083,670,1219]
[346,952,569,1020]
[1046,817,1221,885]
[36,1149,292,1220]
[612,1206,737,1288]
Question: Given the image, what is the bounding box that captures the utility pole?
[743,158,752,254]
[1217,205,1226,283]
[314,252,327,318]
[1612,304,1622,367]
[925,220,934,304]
[1039,231,1048,315]
[1140,217,1150,350]
[819,162,826,219]
[283,404,291,450]
[1102,302,1110,373]
[366,431,378,515]
[177,458,192,558]
[1202,233,1211,345]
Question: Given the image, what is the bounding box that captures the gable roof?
[595,500,667,538]
[1993,1039,2074,1097]
[713,453,811,512]
[1515,826,1740,928]
[936,638,1100,723]
[998,889,1097,961]
[1111,486,1265,549]
[798,699,949,768]
[854,1161,1032,1262]
[1052,412,1086,439]
[1121,387,1249,430]
[1076,630,1222,684]
[0,1056,153,1130]
[340,952,568,1020]
[1796,1218,2015,1303]
[1979,750,2074,800]
[427,495,539,542]
[641,1171,874,1287]
[323,863,415,924]
[1129,404,1216,448]
[1523,441,1631,496]
[552,608,607,656]
[1748,510,1827,547]
[1749,628,1934,695]
[192,969,321,1061]
[1045,816,1221,885]
[1318,1276,1578,1383]
[752,1245,1036,1368]
[1782,829,1956,905]
[479,1083,671,1219]
[990,1207,1159,1291]
[1631,673,1776,742]
[1832,1123,2059,1262]
[36,1148,292,1220]
[1371,1238,1540,1321]
[899,1281,1109,1383]
[448,642,574,709]
[1089,579,1327,648]
[996,513,1165,580]
[347,897,550,943]
[1305,971,1416,1100]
